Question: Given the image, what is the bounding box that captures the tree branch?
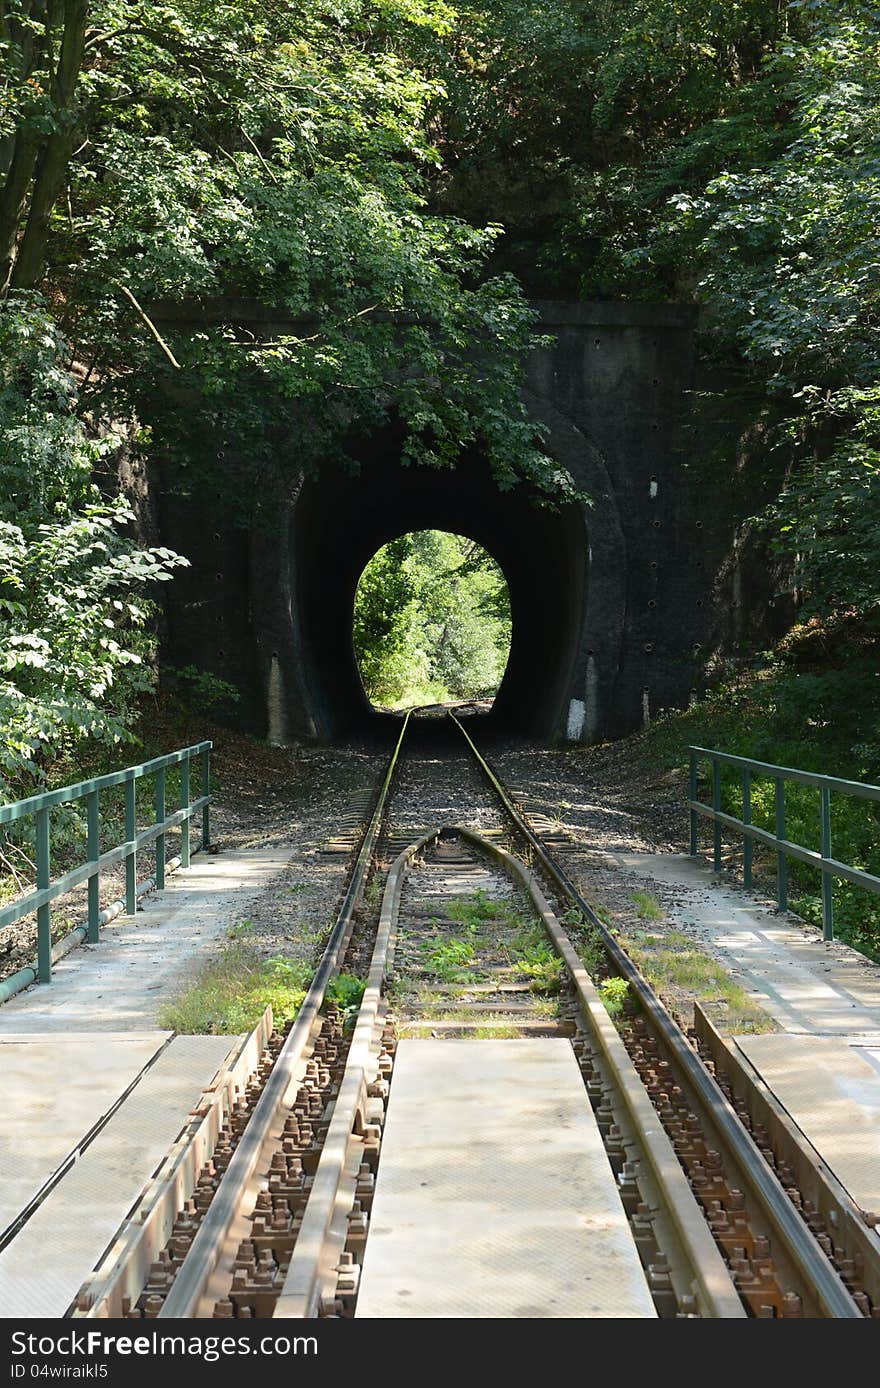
[119,285,183,370]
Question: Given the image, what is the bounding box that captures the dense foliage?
[0,296,184,788]
[0,0,569,787]
[421,0,880,624]
[353,530,511,706]
[2,2,879,817]
[2,0,566,496]
[644,626,880,958]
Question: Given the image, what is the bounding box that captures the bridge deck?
[0,1033,237,1318]
[356,1038,656,1318]
[0,849,291,1034]
[736,1033,880,1217]
[0,1031,171,1233]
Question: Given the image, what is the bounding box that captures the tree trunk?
[0,132,40,286]
[3,0,88,290]
[0,0,45,281]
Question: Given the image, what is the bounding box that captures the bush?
[0,296,187,795]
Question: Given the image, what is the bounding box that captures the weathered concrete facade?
[158,300,746,743]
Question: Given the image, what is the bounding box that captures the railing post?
[125,776,137,915]
[180,756,191,868]
[820,785,834,941]
[35,807,51,983]
[201,745,211,850]
[712,757,722,872]
[87,789,100,943]
[742,768,753,890]
[155,765,166,890]
[689,751,698,856]
[775,777,788,912]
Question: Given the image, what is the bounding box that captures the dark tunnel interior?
[292,451,588,740]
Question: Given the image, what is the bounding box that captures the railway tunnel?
[291,450,587,739]
[157,301,766,744]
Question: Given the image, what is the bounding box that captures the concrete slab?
[735,1034,880,1218]
[0,1034,237,1318]
[356,1039,656,1319]
[0,848,292,1033]
[615,851,880,1037]
[0,1032,169,1235]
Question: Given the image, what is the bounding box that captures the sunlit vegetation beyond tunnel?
[353,531,511,711]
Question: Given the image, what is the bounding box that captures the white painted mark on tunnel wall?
[649,477,659,499]
[567,698,585,741]
[642,687,651,726]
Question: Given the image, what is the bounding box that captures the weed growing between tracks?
[325,972,367,1025]
[390,883,567,1037]
[558,907,632,1027]
[517,941,564,994]
[598,975,629,1020]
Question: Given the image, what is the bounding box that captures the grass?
[632,890,664,921]
[364,873,383,910]
[399,1021,527,1039]
[447,889,513,927]
[390,887,564,1026]
[560,907,606,977]
[325,972,366,1024]
[598,975,629,1020]
[420,936,477,982]
[158,942,311,1034]
[624,929,774,1034]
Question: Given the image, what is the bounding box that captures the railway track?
[72,711,878,1320]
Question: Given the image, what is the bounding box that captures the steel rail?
[273,821,740,1319]
[450,714,863,1319]
[158,711,412,1319]
[452,825,744,1319]
[693,1003,880,1312]
[274,830,439,1319]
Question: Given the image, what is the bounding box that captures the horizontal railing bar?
[689,802,880,896]
[0,848,201,1006]
[0,743,212,824]
[0,797,210,930]
[689,746,880,802]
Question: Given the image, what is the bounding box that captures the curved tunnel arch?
[284,445,590,741]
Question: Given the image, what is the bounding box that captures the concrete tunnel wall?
[157,300,735,744]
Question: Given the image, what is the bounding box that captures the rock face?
[155,301,783,744]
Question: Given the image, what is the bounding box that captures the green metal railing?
[0,741,212,988]
[688,745,880,941]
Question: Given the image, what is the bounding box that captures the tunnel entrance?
[159,302,711,746]
[352,530,512,713]
[289,448,589,741]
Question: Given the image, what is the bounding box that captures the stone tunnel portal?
[158,302,730,746]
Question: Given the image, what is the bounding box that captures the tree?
[2,1,570,510]
[0,1,89,290]
[413,0,880,622]
[0,295,185,789]
[353,530,511,705]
